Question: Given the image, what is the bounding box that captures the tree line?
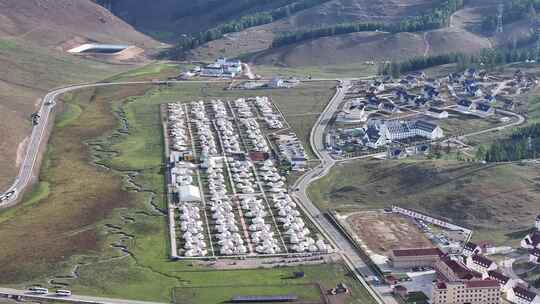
[380,47,540,77]
[271,0,464,48]
[170,0,330,57]
[476,123,540,162]
[171,0,261,20]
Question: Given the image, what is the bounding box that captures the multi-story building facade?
[432,280,501,304]
[390,247,443,268]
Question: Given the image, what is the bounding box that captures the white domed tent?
[177,185,202,202]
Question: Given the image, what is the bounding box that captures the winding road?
[291,80,396,304]
[0,81,150,207]
[0,76,526,304]
[0,78,389,304]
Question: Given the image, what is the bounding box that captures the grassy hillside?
[0,0,159,190]
[0,37,139,190]
[0,0,158,49]
[309,160,540,245]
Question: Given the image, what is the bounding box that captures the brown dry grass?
[0,0,157,48]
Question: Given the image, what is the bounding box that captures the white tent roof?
[177,185,202,202]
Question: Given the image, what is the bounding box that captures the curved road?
[0,77,391,303]
[0,77,357,207]
[0,76,527,304]
[291,80,395,304]
[0,81,170,207]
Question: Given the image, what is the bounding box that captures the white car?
[28,287,48,295]
[55,289,72,297]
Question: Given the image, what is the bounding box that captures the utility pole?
[536,23,540,60]
[496,3,504,34]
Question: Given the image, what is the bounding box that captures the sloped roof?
[464,241,479,251]
[471,254,495,268]
[414,120,439,132]
[488,270,509,284]
[393,247,442,257]
[513,287,537,301]
[465,280,499,288]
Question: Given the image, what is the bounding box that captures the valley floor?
[0,65,374,304]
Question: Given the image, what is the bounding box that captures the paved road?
[0,81,154,207]
[0,76,361,207]
[0,287,165,304]
[291,81,396,304]
[0,79,250,207]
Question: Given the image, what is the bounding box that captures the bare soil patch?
[345,210,433,256]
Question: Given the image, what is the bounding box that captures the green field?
[0,65,375,304]
[0,36,137,189]
[253,63,377,79]
[308,159,540,246]
[173,284,322,304]
[438,111,504,137]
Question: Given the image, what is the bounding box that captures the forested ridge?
[381,45,540,77]
[478,123,540,162]
[271,0,464,48]
[170,0,331,57]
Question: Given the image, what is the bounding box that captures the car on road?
[55,289,72,297]
[0,190,15,202]
[28,287,48,295]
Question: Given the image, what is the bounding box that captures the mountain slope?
[0,0,158,49]
[0,0,159,190]
[108,0,295,37]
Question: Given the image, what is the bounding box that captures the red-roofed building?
[393,285,408,299]
[390,247,443,268]
[466,254,498,277]
[435,256,480,282]
[508,286,540,304]
[432,280,501,304]
[488,270,518,292]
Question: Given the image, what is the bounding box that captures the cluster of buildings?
[331,118,444,154]
[389,214,540,304]
[336,99,368,123]
[165,96,328,258]
[389,247,508,304]
[166,103,204,257]
[178,204,208,257]
[199,58,243,78]
[521,215,540,265]
[456,99,495,117]
[273,133,307,171]
[239,77,300,90]
[252,96,283,129]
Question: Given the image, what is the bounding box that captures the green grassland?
[106,62,182,82]
[0,37,138,189]
[253,63,377,79]
[309,159,540,246]
[438,111,503,137]
[173,284,322,304]
[0,64,374,304]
